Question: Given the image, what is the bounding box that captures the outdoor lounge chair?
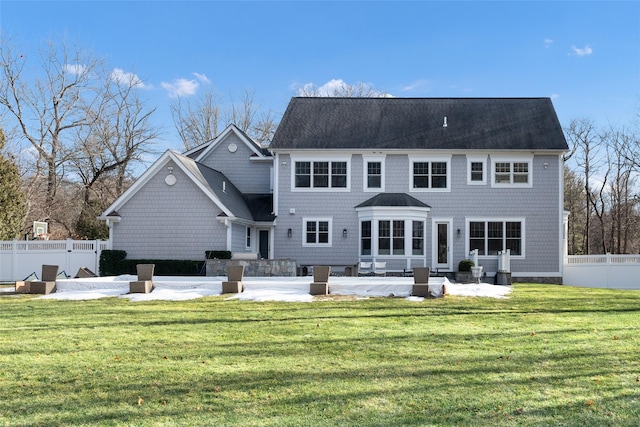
[374,262,387,276]
[29,264,59,295]
[75,267,98,278]
[411,267,431,297]
[357,262,372,276]
[310,265,331,295]
[129,264,155,293]
[222,265,244,293]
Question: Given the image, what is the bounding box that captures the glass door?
[434,221,452,271]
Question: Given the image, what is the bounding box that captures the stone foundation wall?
[206,259,297,277]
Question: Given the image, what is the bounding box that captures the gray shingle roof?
[174,153,272,222]
[355,193,431,209]
[270,97,568,151]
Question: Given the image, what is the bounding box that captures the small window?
[412,221,424,255]
[411,157,451,191]
[313,162,329,188]
[393,221,405,255]
[367,162,382,188]
[361,221,372,256]
[413,162,430,188]
[304,219,332,246]
[331,161,347,188]
[378,221,391,255]
[491,158,532,187]
[471,162,483,181]
[295,162,311,188]
[431,162,447,188]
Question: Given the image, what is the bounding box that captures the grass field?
[0,284,638,426]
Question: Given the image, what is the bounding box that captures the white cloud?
[550,93,560,100]
[544,38,554,48]
[161,77,200,98]
[401,79,430,92]
[110,68,148,88]
[63,64,87,75]
[295,79,391,97]
[193,72,211,84]
[571,45,593,56]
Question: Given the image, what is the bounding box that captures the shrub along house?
[101,97,568,283]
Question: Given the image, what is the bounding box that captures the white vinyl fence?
[0,239,110,282]
[564,254,640,290]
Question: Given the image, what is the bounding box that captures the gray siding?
[274,152,562,275]
[198,133,272,194]
[231,223,250,254]
[112,160,227,260]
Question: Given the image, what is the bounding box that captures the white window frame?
[490,156,533,188]
[362,155,386,192]
[245,227,252,250]
[465,217,526,258]
[467,156,487,185]
[291,155,351,192]
[409,155,451,192]
[356,208,428,258]
[302,217,333,247]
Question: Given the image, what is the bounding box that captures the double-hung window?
[491,157,533,187]
[468,220,524,256]
[467,156,487,185]
[292,156,351,191]
[363,155,385,191]
[410,156,451,192]
[303,218,332,247]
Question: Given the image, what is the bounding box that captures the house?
[101,97,569,283]
[99,125,275,260]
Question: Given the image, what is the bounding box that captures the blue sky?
[2,1,639,152]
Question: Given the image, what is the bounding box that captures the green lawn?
[0,284,638,426]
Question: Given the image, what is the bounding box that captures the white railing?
[0,239,110,282]
[564,254,640,290]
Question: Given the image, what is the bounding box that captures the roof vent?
[223,181,226,193]
[443,116,448,128]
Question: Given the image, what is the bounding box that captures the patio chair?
[129,264,155,293]
[411,267,431,297]
[14,272,38,294]
[29,264,59,295]
[310,265,331,295]
[222,265,244,293]
[374,262,387,277]
[357,262,372,276]
[75,267,98,278]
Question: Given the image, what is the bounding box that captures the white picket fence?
[564,254,640,290]
[0,239,110,282]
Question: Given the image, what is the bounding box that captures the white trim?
[362,155,386,192]
[465,217,526,259]
[100,150,234,219]
[490,155,534,188]
[432,218,453,271]
[194,124,267,162]
[409,155,451,193]
[466,155,487,185]
[290,155,352,192]
[302,217,333,247]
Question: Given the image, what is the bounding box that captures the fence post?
[95,240,101,276]
[606,253,612,289]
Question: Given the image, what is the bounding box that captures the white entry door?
[433,220,452,271]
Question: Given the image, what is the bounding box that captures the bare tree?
[565,118,601,254]
[67,69,160,238]
[171,89,221,150]
[171,88,278,150]
[296,79,390,98]
[0,35,101,228]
